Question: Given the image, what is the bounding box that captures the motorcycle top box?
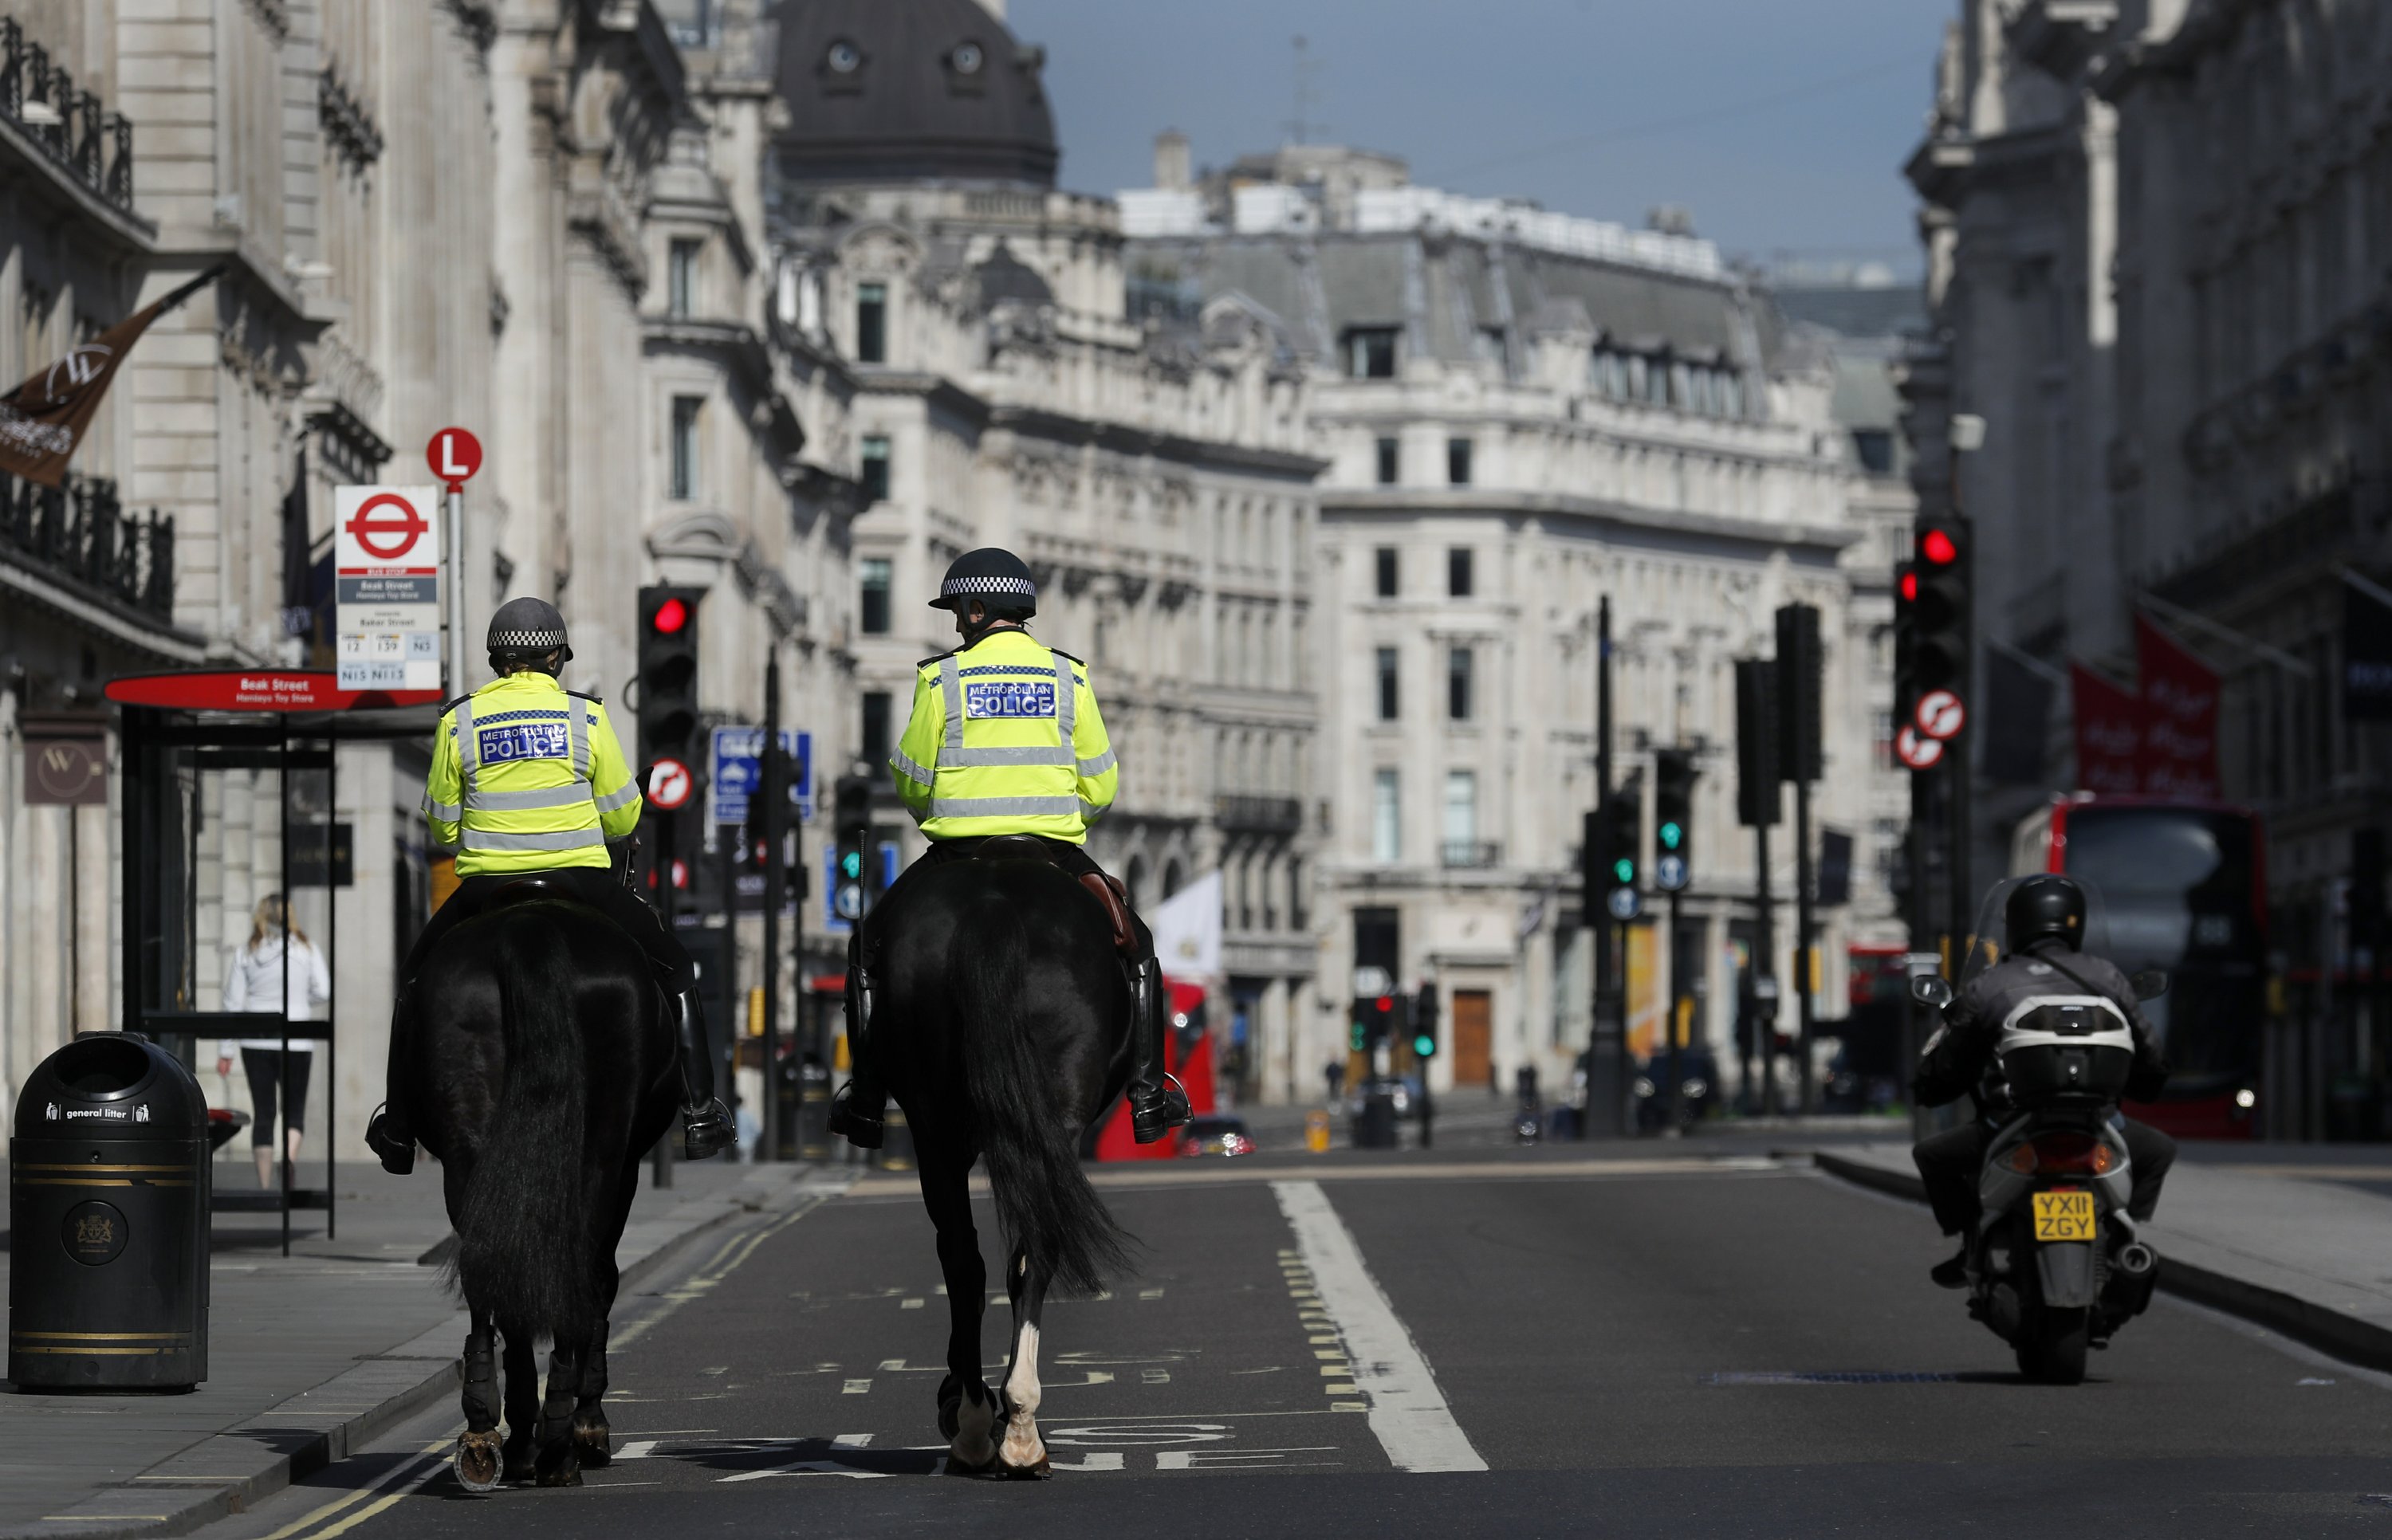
[1995,997,2138,1107]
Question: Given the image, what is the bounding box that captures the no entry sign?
[1895,725,1945,771]
[334,485,441,692]
[1914,689,1967,742]
[647,757,694,811]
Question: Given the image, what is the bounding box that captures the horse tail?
[962,898,1133,1298]
[455,905,600,1339]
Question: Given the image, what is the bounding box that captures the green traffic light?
[1613,857,1635,882]
[1660,821,1683,851]
[1350,1024,1367,1051]
[840,851,861,878]
[1413,1034,1435,1057]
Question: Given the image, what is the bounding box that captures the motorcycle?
[1911,878,2168,1385]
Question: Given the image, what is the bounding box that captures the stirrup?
[828,1081,886,1150]
[1130,1073,1192,1145]
[681,1098,735,1161]
[365,1104,416,1177]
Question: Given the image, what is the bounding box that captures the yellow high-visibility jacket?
[421,672,643,875]
[889,628,1118,843]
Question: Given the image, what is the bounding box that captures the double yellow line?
[255,1436,453,1540]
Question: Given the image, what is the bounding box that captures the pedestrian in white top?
[217,894,330,1189]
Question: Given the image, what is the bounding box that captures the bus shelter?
[107,670,440,1253]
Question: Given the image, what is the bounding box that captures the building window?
[1447,437,1473,486]
[1852,430,1894,475]
[860,558,892,635]
[1372,768,1401,863]
[1721,371,1745,418]
[667,238,699,318]
[1448,547,1473,598]
[860,434,891,503]
[1474,325,1505,367]
[862,690,892,769]
[1374,546,1398,599]
[669,395,702,500]
[1448,645,1473,721]
[1443,769,1477,863]
[856,281,887,363]
[1626,355,1648,401]
[1345,327,1398,379]
[1644,358,1670,407]
[1375,646,1399,721]
[1375,436,1399,485]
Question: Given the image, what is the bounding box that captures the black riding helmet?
[929,548,1037,621]
[2004,874,2087,953]
[487,595,572,672]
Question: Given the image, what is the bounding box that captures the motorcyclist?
[1911,874,2175,1287]
[363,597,735,1173]
[827,548,1193,1149]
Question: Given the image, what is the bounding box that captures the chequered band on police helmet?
[940,574,1037,599]
[490,628,565,650]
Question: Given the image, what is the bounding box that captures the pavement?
[0,1153,831,1540]
[132,1121,2392,1540]
[1811,1137,2392,1375]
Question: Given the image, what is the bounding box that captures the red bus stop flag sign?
[428,427,482,489]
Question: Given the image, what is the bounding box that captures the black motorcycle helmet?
[487,596,572,673]
[929,548,1038,622]
[2004,874,2087,953]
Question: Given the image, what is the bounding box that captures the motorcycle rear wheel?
[2014,1306,2090,1385]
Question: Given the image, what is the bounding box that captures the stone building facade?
[1122,146,1899,1100]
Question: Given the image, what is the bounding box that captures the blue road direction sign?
[709,727,812,827]
[1654,853,1690,893]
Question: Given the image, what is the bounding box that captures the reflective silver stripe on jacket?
[569,708,591,779]
[420,793,462,822]
[944,744,1075,768]
[927,795,1087,819]
[464,784,594,812]
[890,749,938,785]
[451,698,478,780]
[593,781,641,815]
[1054,651,1076,741]
[938,657,965,756]
[461,827,608,853]
[1076,748,1116,777]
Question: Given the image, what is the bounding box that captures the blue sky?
[1012,0,1947,273]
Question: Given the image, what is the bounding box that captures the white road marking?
[834,1432,874,1448]
[616,1440,659,1461]
[1049,1452,1125,1472]
[1273,1180,1488,1474]
[1156,1447,1339,1471]
[718,1462,889,1483]
[842,1378,871,1394]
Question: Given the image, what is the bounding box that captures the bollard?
[10,1033,210,1391]
[1354,1090,1399,1149]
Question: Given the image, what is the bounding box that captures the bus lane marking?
[1272,1180,1487,1473]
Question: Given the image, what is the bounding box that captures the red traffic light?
[651,595,690,634]
[1899,569,1918,603]
[1375,995,1393,1012]
[1920,528,1958,566]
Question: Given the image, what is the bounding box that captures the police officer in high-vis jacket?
[364,598,735,1173]
[828,548,1193,1148]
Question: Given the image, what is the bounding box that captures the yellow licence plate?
[2032,1188,2098,1243]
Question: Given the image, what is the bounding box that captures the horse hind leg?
[535,1339,586,1487]
[997,1244,1052,1478]
[454,1315,503,1494]
[921,1147,997,1475]
[499,1326,541,1484]
[571,1319,612,1468]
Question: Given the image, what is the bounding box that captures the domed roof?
[773,0,1059,188]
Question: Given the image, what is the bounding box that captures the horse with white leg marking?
[406,883,679,1490]
[865,849,1138,1479]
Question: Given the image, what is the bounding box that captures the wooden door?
[1452,989,1493,1090]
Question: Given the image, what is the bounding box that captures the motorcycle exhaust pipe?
[2115,1241,2156,1276]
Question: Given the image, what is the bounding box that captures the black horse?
[404,887,678,1489]
[867,851,1139,1475]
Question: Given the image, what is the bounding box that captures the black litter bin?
[10,1032,210,1391]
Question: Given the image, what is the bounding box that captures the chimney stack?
[1154,129,1190,191]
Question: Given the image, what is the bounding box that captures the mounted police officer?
[829,548,1193,1149]
[364,597,735,1173]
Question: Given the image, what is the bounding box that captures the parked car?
[1634,1049,1721,1132]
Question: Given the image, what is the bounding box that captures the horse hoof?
[943,1452,998,1479]
[573,1418,612,1468]
[454,1432,502,1494]
[536,1461,583,1488]
[998,1455,1052,1480]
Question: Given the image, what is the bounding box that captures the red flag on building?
[0,264,222,487]
[2072,662,2145,795]
[2136,614,2221,799]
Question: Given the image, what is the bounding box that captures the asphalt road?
[193,1150,2392,1539]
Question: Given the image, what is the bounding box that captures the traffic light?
[1654,749,1694,892]
[1911,517,1970,700]
[1349,995,1394,1054]
[1734,658,1779,828]
[832,772,872,924]
[1605,786,1642,892]
[1774,602,1823,784]
[636,586,706,772]
[1892,560,1918,727]
[1410,984,1439,1059]
[2356,827,2386,946]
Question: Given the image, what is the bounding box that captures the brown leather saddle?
[974,834,1138,958]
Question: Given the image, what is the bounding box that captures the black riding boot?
[365,997,417,1176]
[672,988,735,1161]
[828,932,886,1149]
[1127,956,1192,1145]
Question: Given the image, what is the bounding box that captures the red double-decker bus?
[2008,794,2266,1137]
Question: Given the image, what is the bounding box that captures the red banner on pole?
[2136,615,2221,799]
[2072,662,2145,795]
